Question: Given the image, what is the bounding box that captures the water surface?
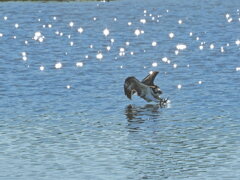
[0,0,240,179]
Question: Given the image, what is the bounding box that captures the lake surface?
[0,0,240,179]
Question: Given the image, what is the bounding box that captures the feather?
[124,77,147,99]
[124,72,163,103]
[141,71,159,86]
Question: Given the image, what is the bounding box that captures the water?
[0,0,240,179]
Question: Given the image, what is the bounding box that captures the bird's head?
[152,85,162,95]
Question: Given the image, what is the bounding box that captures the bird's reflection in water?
[125,104,163,132]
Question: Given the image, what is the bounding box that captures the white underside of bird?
[144,87,161,102]
[124,71,163,103]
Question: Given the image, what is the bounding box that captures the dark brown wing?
[141,71,159,86]
[124,77,147,99]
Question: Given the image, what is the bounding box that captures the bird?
[124,71,164,103]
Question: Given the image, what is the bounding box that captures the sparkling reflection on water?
[0,0,240,179]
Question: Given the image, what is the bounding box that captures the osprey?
[124,71,165,103]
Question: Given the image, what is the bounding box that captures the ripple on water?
[0,1,240,179]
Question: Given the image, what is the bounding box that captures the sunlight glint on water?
[0,0,240,179]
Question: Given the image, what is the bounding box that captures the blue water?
[0,0,240,179]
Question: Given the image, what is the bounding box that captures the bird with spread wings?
[124,71,167,104]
